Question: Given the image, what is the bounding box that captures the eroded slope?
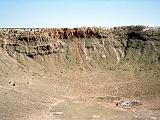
[0,26,160,120]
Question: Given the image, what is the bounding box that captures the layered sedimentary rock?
[0,26,160,71]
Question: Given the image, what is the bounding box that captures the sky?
[0,0,160,28]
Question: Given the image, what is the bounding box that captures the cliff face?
[0,26,160,98]
[0,26,160,71]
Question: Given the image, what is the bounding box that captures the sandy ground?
[0,71,160,120]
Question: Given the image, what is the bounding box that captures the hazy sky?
[0,0,160,28]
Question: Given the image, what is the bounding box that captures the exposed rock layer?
[0,26,160,98]
[0,26,160,69]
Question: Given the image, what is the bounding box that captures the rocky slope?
[1,26,160,69]
[0,26,160,97]
[0,26,160,120]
